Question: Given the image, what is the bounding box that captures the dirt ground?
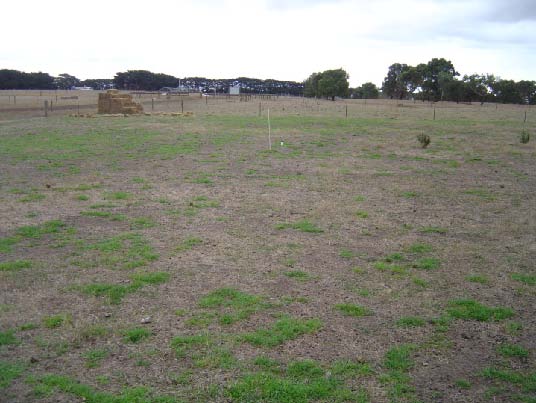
[0,97,534,403]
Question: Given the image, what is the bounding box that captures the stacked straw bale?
[98,90,143,114]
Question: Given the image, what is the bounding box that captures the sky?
[2,0,535,87]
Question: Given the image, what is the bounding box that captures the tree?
[421,58,458,101]
[0,69,55,89]
[113,70,179,91]
[303,72,321,98]
[382,63,410,99]
[516,80,536,104]
[401,64,425,97]
[317,69,349,101]
[462,74,493,104]
[81,79,114,90]
[490,79,524,104]
[304,69,349,100]
[352,82,379,99]
[54,73,81,89]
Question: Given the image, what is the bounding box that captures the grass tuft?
[496,343,529,358]
[447,299,514,322]
[275,220,323,233]
[0,330,18,346]
[396,316,426,328]
[335,304,372,317]
[0,260,32,271]
[0,361,25,388]
[123,328,151,343]
[242,316,322,347]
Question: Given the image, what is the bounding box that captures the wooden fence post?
[151,98,154,111]
[44,100,48,117]
[181,99,184,113]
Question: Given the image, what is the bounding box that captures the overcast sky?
[2,0,535,86]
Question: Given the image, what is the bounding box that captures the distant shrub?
[520,130,530,144]
[417,134,431,148]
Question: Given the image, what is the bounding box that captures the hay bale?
[97,90,143,114]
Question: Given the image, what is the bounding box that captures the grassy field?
[0,97,534,403]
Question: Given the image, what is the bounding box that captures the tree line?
[1,63,535,104]
[0,70,114,90]
[0,69,303,95]
[381,58,536,104]
[304,59,535,104]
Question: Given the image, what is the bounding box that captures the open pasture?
[0,98,535,402]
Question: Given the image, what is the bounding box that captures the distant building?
[229,85,240,95]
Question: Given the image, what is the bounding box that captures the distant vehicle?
[72,86,93,91]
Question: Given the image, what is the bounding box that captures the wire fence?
[0,90,533,123]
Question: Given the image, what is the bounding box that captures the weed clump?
[520,130,530,144]
[417,133,431,148]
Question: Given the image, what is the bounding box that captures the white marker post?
[267,108,272,150]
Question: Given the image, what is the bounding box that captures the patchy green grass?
[505,322,523,335]
[405,243,433,254]
[355,210,369,219]
[170,334,211,358]
[228,359,370,403]
[0,330,18,346]
[481,367,536,399]
[105,191,130,200]
[396,316,427,328]
[0,260,32,271]
[123,328,151,343]
[276,220,323,233]
[380,344,418,403]
[130,217,157,230]
[339,249,355,259]
[83,349,109,368]
[284,271,311,281]
[77,271,169,304]
[75,232,159,270]
[374,261,406,274]
[42,314,69,329]
[496,343,529,358]
[455,379,472,389]
[19,323,38,331]
[463,188,495,201]
[447,300,514,322]
[0,361,25,389]
[412,257,441,270]
[32,374,182,402]
[189,196,220,208]
[242,316,322,347]
[511,273,536,286]
[466,274,489,284]
[401,191,418,198]
[80,210,126,221]
[335,304,372,317]
[419,226,448,234]
[198,288,270,325]
[18,193,45,203]
[0,220,68,252]
[412,277,428,287]
[176,236,203,252]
